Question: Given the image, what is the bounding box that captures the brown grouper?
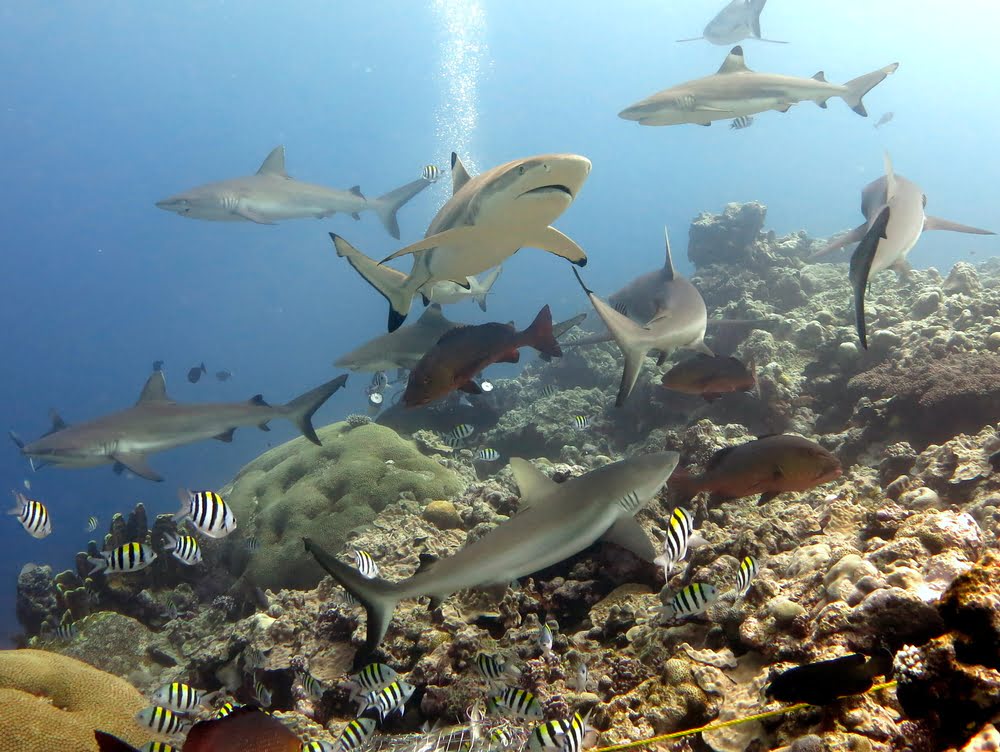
[96,706,301,752]
[403,305,561,407]
[671,434,842,505]
[660,354,756,401]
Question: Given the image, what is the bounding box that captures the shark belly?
[426,239,521,281]
[870,201,924,275]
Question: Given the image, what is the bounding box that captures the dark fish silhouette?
[152,360,164,372]
[766,653,889,705]
[661,354,756,401]
[215,369,233,382]
[187,362,207,384]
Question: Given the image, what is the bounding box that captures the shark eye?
[518,165,525,176]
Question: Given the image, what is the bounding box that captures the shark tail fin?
[8,431,24,450]
[522,305,562,359]
[374,178,432,240]
[849,206,891,350]
[283,375,349,445]
[304,538,401,655]
[474,267,503,311]
[841,63,899,116]
[330,233,423,331]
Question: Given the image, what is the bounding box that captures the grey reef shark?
[305,451,680,655]
[812,153,996,348]
[619,46,897,126]
[156,145,430,239]
[331,151,591,332]
[677,0,787,45]
[10,371,348,482]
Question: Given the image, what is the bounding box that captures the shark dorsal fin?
[350,185,365,199]
[509,458,557,506]
[257,146,287,177]
[451,153,472,194]
[717,46,749,75]
[416,303,448,328]
[663,226,676,280]
[49,409,68,432]
[248,394,270,407]
[812,71,827,83]
[883,152,897,201]
[137,372,169,404]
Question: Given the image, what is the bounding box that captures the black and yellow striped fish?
[87,542,157,576]
[164,533,202,566]
[135,705,187,735]
[8,492,51,538]
[175,489,237,538]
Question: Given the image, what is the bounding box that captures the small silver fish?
[571,661,588,692]
[730,115,754,130]
[85,515,99,533]
[475,448,501,462]
[874,111,894,129]
[538,623,553,654]
[657,582,718,620]
[135,706,187,735]
[358,679,415,723]
[245,535,261,552]
[540,385,558,398]
[572,416,590,430]
[253,675,272,708]
[422,165,442,182]
[8,492,51,538]
[735,555,759,598]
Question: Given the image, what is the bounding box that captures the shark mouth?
[520,185,573,198]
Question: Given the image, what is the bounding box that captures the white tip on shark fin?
[883,152,896,200]
[663,226,676,280]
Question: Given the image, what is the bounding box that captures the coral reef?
[0,649,149,751]
[222,421,463,591]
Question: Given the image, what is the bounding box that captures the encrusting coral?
[0,649,150,752]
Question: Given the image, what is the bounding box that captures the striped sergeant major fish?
[357,680,416,723]
[657,582,719,620]
[346,662,399,703]
[301,742,335,752]
[474,652,521,685]
[444,423,475,447]
[86,515,100,533]
[135,705,188,735]
[42,621,79,641]
[474,448,501,462]
[142,743,178,752]
[489,727,515,752]
[163,533,202,566]
[730,115,754,130]
[422,165,442,183]
[331,717,377,752]
[297,669,326,701]
[8,491,51,538]
[735,555,759,597]
[253,675,272,708]
[245,535,261,552]
[151,682,219,714]
[488,687,543,720]
[87,542,157,576]
[343,550,379,607]
[242,645,267,670]
[572,416,590,430]
[653,507,696,580]
[370,371,389,393]
[537,623,553,655]
[214,701,239,718]
[175,489,237,538]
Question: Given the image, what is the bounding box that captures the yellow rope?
[587,680,899,752]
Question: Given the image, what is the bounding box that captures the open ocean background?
[0,1,996,646]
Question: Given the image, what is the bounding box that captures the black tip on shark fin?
[572,268,593,295]
[8,430,24,450]
[849,206,891,350]
[574,256,587,267]
[450,152,458,169]
[285,374,349,445]
[388,308,407,332]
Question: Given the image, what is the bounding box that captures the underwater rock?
[0,649,149,751]
[15,563,60,637]
[222,421,462,591]
[687,201,767,270]
[422,499,463,530]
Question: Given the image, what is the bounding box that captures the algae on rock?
[223,422,463,590]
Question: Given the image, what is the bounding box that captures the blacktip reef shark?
[334,303,459,373]
[677,0,786,45]
[811,153,995,264]
[331,151,591,332]
[305,451,680,654]
[9,371,348,482]
[619,46,897,126]
[813,154,996,348]
[572,228,712,407]
[423,266,503,311]
[156,146,430,239]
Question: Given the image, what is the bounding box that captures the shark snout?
[155,196,191,214]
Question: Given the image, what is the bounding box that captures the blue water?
[0,1,996,646]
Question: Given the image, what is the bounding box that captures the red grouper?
[403,305,562,407]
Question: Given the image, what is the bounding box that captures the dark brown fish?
[187,362,207,384]
[95,705,300,752]
[670,434,842,504]
[660,354,756,401]
[766,653,888,705]
[403,305,561,407]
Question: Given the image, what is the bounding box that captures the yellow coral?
[0,649,149,752]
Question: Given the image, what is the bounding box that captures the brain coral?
[223,421,463,590]
[0,649,149,752]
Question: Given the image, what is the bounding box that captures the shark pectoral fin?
[811,223,869,260]
[520,226,588,266]
[258,422,271,432]
[379,227,481,263]
[849,205,891,349]
[617,347,647,407]
[331,233,420,331]
[602,517,657,562]
[111,452,163,482]
[509,457,558,507]
[351,213,361,221]
[235,206,276,224]
[691,340,714,356]
[883,152,897,200]
[923,216,996,235]
[214,428,236,442]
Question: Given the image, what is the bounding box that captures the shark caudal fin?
[849,206,891,349]
[282,375,348,445]
[841,63,899,116]
[330,233,424,332]
[474,267,502,311]
[374,178,432,240]
[521,305,562,359]
[304,538,401,655]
